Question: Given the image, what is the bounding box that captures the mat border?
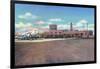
[10,1,97,68]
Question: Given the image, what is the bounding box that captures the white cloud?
[15,22,25,28]
[88,24,94,30]
[25,12,32,17]
[16,22,32,29]
[76,19,88,27]
[49,18,62,22]
[74,19,94,32]
[27,23,32,27]
[18,12,38,19]
[18,15,25,19]
[47,22,53,25]
[74,19,88,30]
[15,21,49,33]
[41,25,49,29]
[88,24,94,28]
[79,19,88,24]
[15,22,33,32]
[35,20,45,25]
[58,24,70,30]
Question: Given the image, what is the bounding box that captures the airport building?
[41,23,93,38]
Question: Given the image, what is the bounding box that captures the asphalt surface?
[15,38,94,66]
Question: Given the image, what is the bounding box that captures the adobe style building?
[41,23,93,38]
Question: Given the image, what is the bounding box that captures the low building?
[41,23,93,38]
[41,30,93,38]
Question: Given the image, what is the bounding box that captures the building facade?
[41,23,93,38]
[49,24,57,30]
[41,30,93,38]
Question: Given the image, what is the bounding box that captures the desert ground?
[15,38,94,66]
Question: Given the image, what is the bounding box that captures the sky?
[15,4,95,33]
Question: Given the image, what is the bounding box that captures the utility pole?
[70,22,73,31]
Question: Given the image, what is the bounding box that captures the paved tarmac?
[15,38,94,66]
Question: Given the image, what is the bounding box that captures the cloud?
[79,19,88,24]
[18,12,38,19]
[35,20,45,24]
[74,19,94,31]
[15,21,49,33]
[18,15,25,19]
[25,12,32,17]
[42,25,49,28]
[15,22,32,28]
[15,22,25,28]
[15,22,33,32]
[88,24,94,28]
[47,22,53,25]
[75,19,88,27]
[58,24,70,30]
[88,24,94,30]
[49,18,62,22]
[74,19,88,30]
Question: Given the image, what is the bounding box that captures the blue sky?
[15,4,95,33]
